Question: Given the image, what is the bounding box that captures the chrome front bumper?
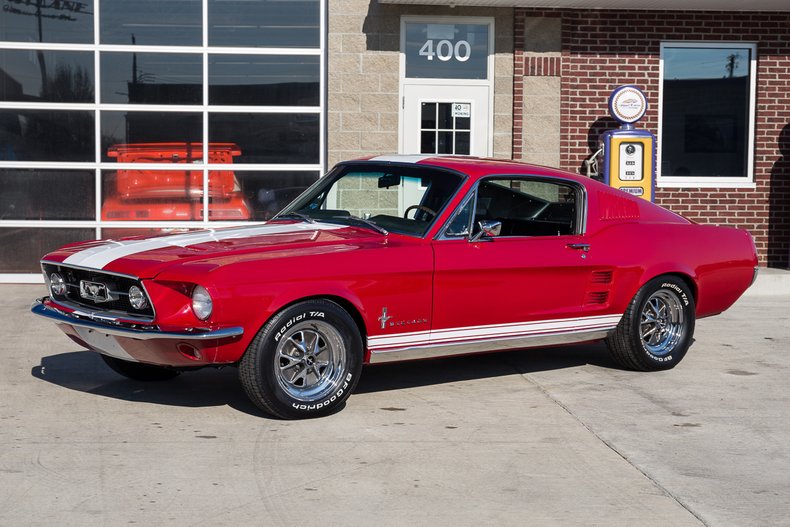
[31,298,244,341]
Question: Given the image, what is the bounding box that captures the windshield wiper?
[327,215,388,235]
[272,212,315,224]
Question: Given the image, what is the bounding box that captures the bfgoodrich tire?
[606,275,696,371]
[239,299,363,419]
[101,354,181,381]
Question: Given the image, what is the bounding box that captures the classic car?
[32,155,758,419]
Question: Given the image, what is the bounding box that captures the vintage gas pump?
[596,85,656,202]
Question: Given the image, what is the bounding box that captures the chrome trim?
[44,297,155,324]
[469,220,502,242]
[40,260,142,281]
[751,266,759,287]
[32,298,243,341]
[367,327,612,364]
[40,261,158,320]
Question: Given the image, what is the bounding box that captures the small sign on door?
[452,103,471,118]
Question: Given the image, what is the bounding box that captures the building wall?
[328,0,514,168]
[515,8,790,267]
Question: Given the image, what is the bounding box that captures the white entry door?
[401,84,491,157]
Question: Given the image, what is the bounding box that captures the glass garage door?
[0,0,325,280]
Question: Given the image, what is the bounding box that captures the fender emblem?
[378,307,392,330]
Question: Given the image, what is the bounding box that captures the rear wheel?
[239,299,363,419]
[101,354,181,381]
[606,275,695,371]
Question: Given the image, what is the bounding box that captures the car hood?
[43,221,387,279]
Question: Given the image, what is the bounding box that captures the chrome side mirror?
[469,220,501,242]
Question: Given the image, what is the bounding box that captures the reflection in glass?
[209,55,319,106]
[0,109,93,161]
[101,227,198,240]
[101,52,202,104]
[209,113,319,164]
[0,228,94,273]
[1,50,94,103]
[102,161,256,221]
[208,0,320,48]
[0,169,94,220]
[210,171,318,220]
[100,0,201,45]
[0,1,93,44]
[662,46,752,178]
[100,111,202,162]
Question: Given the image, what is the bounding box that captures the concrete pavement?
[1,284,788,526]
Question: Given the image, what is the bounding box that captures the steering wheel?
[403,205,437,220]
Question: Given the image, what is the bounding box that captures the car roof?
[352,154,592,185]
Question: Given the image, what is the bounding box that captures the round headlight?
[128,285,148,310]
[191,285,213,321]
[50,273,66,296]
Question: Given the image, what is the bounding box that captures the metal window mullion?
[319,0,326,175]
[94,0,101,240]
[203,0,210,226]
[0,42,320,56]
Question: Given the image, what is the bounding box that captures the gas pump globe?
[593,85,656,202]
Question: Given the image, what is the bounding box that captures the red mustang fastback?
[33,156,758,419]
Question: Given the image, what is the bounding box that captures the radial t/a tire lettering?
[101,354,181,381]
[239,299,363,419]
[606,275,696,371]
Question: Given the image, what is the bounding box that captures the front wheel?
[239,299,363,419]
[606,275,696,371]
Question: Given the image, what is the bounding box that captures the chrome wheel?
[640,289,685,357]
[274,321,346,402]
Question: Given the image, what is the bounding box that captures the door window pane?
[0,109,93,161]
[209,113,319,164]
[209,55,319,106]
[1,50,94,103]
[405,23,489,80]
[0,169,94,220]
[100,52,202,104]
[100,0,201,45]
[419,102,471,155]
[210,170,318,220]
[0,228,95,273]
[661,45,753,179]
[208,0,320,48]
[0,2,93,43]
[100,111,202,162]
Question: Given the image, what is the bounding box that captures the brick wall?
[515,8,790,267]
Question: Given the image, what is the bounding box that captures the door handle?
[566,243,591,252]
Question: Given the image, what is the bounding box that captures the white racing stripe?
[368,314,622,351]
[63,222,342,270]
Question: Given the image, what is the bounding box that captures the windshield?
[277,163,465,237]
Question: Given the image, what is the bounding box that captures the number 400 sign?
[419,39,472,62]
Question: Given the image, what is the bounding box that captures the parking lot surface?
[1,284,788,526]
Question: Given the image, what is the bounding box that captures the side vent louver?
[585,291,610,305]
[591,270,613,284]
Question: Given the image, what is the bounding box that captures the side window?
[444,193,474,237]
[473,178,577,237]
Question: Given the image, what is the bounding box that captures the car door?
[431,176,593,334]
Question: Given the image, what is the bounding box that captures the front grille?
[42,262,154,318]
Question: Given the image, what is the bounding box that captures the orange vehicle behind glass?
[102,143,252,221]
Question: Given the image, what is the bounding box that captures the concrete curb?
[744,268,790,296]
